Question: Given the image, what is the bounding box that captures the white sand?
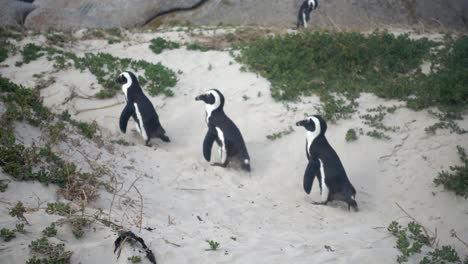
[1,29,467,264]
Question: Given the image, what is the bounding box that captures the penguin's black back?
[127,83,163,137]
[310,136,355,195]
[209,110,250,161]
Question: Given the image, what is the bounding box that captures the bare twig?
[163,239,181,247]
[75,102,124,115]
[175,188,206,191]
[450,229,468,249]
[134,185,144,233]
[395,202,436,246]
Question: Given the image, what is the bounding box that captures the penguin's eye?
[205,94,215,104]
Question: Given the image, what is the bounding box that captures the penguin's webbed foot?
[311,201,328,206]
[347,200,359,212]
[145,139,152,147]
[211,162,227,168]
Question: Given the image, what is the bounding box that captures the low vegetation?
[206,239,220,250]
[28,237,72,264]
[42,223,57,237]
[128,256,142,263]
[235,32,468,126]
[187,42,210,52]
[266,126,294,141]
[360,105,400,140]
[149,37,180,54]
[434,146,468,198]
[345,128,359,142]
[388,220,467,263]
[0,228,16,242]
[14,43,177,98]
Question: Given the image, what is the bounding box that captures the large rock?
[0,0,36,27]
[23,0,205,30]
[0,0,466,30]
[160,0,468,30]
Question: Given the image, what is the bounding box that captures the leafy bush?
[42,223,57,237]
[0,228,16,242]
[235,32,467,122]
[388,220,467,263]
[149,37,180,54]
[46,202,73,216]
[29,237,72,264]
[206,239,220,250]
[434,146,468,198]
[128,256,142,263]
[187,42,210,52]
[13,44,177,98]
[345,129,358,142]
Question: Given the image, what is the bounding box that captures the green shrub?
[434,146,468,198]
[0,228,16,242]
[128,256,142,263]
[46,202,73,216]
[388,220,467,263]
[206,239,220,250]
[149,37,180,54]
[9,45,177,99]
[42,223,57,237]
[15,223,25,234]
[345,129,358,142]
[235,32,467,122]
[29,237,72,264]
[187,42,210,52]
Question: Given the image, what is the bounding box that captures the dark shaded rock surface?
[162,0,468,30]
[0,0,36,27]
[0,0,466,30]
[22,0,204,30]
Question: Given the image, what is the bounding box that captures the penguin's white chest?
[133,103,148,140]
[319,159,329,202]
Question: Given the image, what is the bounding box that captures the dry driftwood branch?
[114,231,157,264]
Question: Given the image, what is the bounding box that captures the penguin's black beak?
[296,120,307,127]
[195,94,204,101]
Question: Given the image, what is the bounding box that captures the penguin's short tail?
[241,159,251,172]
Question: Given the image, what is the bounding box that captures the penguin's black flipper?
[119,104,134,133]
[203,127,217,162]
[304,159,320,194]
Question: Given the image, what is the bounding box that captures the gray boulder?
[0,0,36,27]
[23,0,205,30]
[162,0,468,30]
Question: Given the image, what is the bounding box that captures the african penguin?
[297,0,318,28]
[296,115,358,211]
[195,89,251,172]
[117,71,170,146]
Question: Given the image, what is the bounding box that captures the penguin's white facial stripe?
[306,116,321,154]
[121,72,132,101]
[244,159,249,164]
[308,0,316,8]
[205,90,221,122]
[319,159,329,202]
[134,103,148,140]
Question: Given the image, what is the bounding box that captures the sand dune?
[0,29,467,264]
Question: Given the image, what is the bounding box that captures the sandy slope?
[0,29,467,264]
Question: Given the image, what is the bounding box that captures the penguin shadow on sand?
[116,71,171,148]
[195,89,252,174]
[296,115,359,212]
